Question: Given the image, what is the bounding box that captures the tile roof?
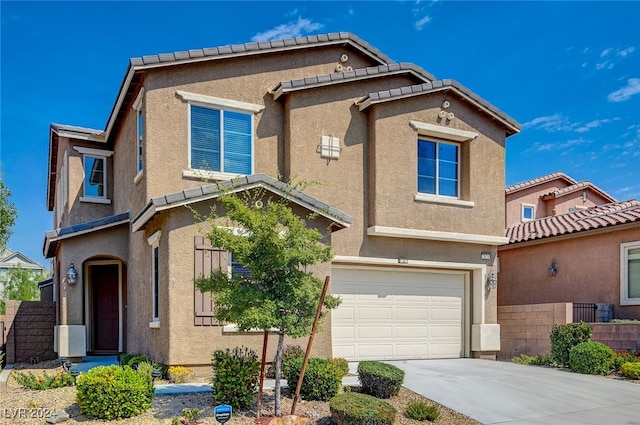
[505,171,576,194]
[131,174,353,232]
[541,181,616,203]
[356,79,521,135]
[506,200,640,244]
[272,63,435,99]
[44,212,131,258]
[128,32,393,68]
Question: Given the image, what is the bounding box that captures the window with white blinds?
[621,243,640,305]
[190,106,252,175]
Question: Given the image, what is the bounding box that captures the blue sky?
[1,1,639,266]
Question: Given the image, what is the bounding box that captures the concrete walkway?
[385,359,640,425]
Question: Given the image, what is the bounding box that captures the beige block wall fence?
[498,303,640,360]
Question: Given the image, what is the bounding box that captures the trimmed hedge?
[212,346,260,410]
[569,341,614,375]
[330,392,396,425]
[286,357,341,401]
[358,361,404,399]
[76,365,153,419]
[620,362,640,379]
[550,322,592,366]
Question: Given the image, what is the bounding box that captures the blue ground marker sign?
[214,404,232,424]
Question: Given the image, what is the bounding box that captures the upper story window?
[621,242,640,305]
[73,146,113,204]
[418,139,459,197]
[132,88,145,182]
[176,90,264,181]
[522,204,535,221]
[190,106,252,174]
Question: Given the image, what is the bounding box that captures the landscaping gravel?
[0,362,480,425]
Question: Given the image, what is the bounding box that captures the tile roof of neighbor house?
[131,174,353,232]
[505,171,577,194]
[271,63,436,99]
[506,199,640,244]
[44,212,131,258]
[542,180,616,202]
[356,79,521,134]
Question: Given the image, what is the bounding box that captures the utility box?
[595,303,613,322]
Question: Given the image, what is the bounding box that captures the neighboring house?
[0,248,46,290]
[499,173,640,320]
[43,33,520,365]
[505,171,616,228]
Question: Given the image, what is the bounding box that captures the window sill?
[134,171,143,185]
[182,169,244,182]
[414,193,474,208]
[620,299,640,306]
[149,320,160,329]
[80,196,112,205]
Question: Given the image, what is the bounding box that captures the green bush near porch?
[76,365,153,419]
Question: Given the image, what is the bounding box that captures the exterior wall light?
[66,263,78,284]
[487,271,497,290]
[548,261,558,276]
[398,257,409,264]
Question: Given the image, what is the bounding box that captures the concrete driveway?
[384,359,640,425]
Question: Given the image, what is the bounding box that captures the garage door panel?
[359,326,393,339]
[332,268,464,361]
[359,307,393,320]
[397,326,428,338]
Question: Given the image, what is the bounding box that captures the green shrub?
[512,354,536,365]
[13,370,74,390]
[530,354,555,366]
[76,365,153,419]
[550,322,592,366]
[329,357,350,378]
[330,392,396,425]
[126,354,151,369]
[358,361,405,399]
[286,357,341,401]
[279,344,305,381]
[620,362,640,379]
[612,349,640,371]
[212,346,260,410]
[119,353,136,366]
[568,341,614,375]
[405,400,439,422]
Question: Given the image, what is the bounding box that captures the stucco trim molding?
[414,193,475,208]
[367,225,508,245]
[72,146,114,157]
[409,120,479,142]
[176,90,265,114]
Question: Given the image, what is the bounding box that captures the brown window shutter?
[194,236,228,326]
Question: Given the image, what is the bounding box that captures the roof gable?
[505,171,577,195]
[541,181,616,203]
[356,79,521,135]
[506,199,640,244]
[131,174,353,232]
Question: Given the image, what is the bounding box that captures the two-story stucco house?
[44,33,520,366]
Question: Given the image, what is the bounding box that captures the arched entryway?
[84,259,126,354]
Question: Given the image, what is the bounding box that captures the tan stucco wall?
[498,226,640,319]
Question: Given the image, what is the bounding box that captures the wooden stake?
[291,276,330,415]
[257,330,269,417]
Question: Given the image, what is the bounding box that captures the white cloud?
[583,47,590,54]
[528,137,592,153]
[607,78,640,102]
[415,15,431,30]
[575,118,619,133]
[285,9,299,17]
[523,114,574,132]
[600,48,613,57]
[617,47,635,57]
[251,17,323,42]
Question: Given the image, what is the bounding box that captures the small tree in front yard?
[0,265,46,314]
[195,184,341,415]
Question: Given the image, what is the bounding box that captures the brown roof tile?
[505,171,576,194]
[506,200,640,243]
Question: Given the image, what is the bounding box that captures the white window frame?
[73,146,113,204]
[132,88,145,184]
[148,230,161,327]
[621,241,640,305]
[522,204,535,221]
[320,136,340,159]
[177,90,263,181]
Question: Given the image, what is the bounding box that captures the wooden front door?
[92,264,119,352]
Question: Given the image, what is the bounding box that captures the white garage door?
[332,268,464,361]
